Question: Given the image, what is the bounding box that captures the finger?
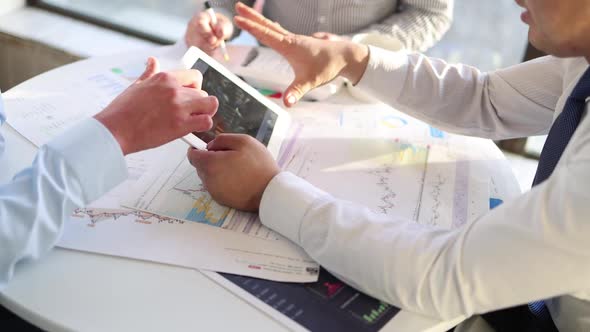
[284,78,315,107]
[197,17,214,35]
[234,16,288,51]
[185,95,218,117]
[213,19,232,39]
[187,148,225,173]
[206,34,219,46]
[167,69,203,89]
[312,32,329,40]
[200,42,219,54]
[206,134,251,151]
[136,57,160,83]
[213,24,224,39]
[235,2,288,35]
[187,148,212,171]
[217,16,234,39]
[190,89,208,98]
[185,114,214,133]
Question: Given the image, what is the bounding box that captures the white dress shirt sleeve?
[0,109,128,289]
[260,164,590,319]
[259,50,590,320]
[356,46,562,140]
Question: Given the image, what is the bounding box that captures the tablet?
[180,46,290,158]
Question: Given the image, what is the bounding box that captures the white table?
[0,46,520,332]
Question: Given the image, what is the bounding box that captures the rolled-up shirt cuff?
[259,171,330,245]
[355,46,409,101]
[45,118,128,204]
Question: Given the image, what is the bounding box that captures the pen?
[204,1,230,62]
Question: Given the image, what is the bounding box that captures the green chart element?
[362,302,391,324]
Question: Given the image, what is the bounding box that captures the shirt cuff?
[45,118,128,204]
[259,172,330,245]
[355,45,409,101]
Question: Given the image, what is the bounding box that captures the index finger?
[167,69,203,89]
[235,2,288,35]
[234,16,289,51]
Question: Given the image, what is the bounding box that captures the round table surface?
[0,45,520,332]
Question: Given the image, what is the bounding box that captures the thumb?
[207,134,250,151]
[284,77,314,107]
[136,57,160,83]
[187,147,213,169]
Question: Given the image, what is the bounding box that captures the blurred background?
[0,0,545,190]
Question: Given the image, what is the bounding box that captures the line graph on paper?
[72,208,184,227]
[282,137,431,223]
[279,126,487,228]
[125,157,283,241]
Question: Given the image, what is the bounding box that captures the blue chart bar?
[489,198,504,209]
[220,268,399,331]
[429,126,445,138]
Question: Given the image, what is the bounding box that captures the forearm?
[353,0,452,52]
[260,171,590,319]
[353,47,560,139]
[0,119,127,289]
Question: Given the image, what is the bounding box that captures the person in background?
[185,0,453,54]
[188,2,590,331]
[0,58,217,328]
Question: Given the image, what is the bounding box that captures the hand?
[185,11,233,55]
[94,57,218,155]
[187,134,280,211]
[312,32,346,42]
[233,2,369,107]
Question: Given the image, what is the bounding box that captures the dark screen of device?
[191,59,278,146]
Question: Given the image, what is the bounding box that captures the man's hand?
[185,11,233,55]
[233,2,369,107]
[312,32,345,42]
[187,134,280,211]
[94,57,218,155]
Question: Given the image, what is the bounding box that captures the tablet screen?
[192,59,278,146]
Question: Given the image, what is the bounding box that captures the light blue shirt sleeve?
[0,94,128,289]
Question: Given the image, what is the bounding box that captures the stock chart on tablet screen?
[192,59,278,146]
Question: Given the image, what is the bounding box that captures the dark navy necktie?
[532,67,590,185]
[525,67,590,328]
[484,66,590,332]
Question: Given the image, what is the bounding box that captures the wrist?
[251,168,281,211]
[341,42,370,85]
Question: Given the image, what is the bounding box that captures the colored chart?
[380,115,408,129]
[127,156,282,240]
